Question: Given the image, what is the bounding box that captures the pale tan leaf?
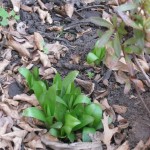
[26,138,44,149]
[102,112,118,147]
[13,137,22,150]
[81,0,95,4]
[137,58,149,72]
[116,141,129,150]
[0,103,20,119]
[16,22,27,35]
[131,78,145,92]
[37,0,47,10]
[65,3,74,18]
[8,40,30,58]
[34,32,44,51]
[38,51,51,68]
[0,59,10,74]
[10,0,21,12]
[113,105,127,114]
[13,94,39,106]
[133,140,144,150]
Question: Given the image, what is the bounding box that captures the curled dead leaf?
[118,119,129,129]
[10,0,21,12]
[131,78,145,92]
[113,105,127,114]
[34,32,44,51]
[37,0,47,10]
[13,94,39,106]
[75,78,95,96]
[137,58,149,72]
[65,2,74,18]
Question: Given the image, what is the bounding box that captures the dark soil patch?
[2,0,150,148]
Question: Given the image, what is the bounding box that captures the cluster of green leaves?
[0,7,20,26]
[87,44,106,65]
[88,0,150,64]
[19,67,103,142]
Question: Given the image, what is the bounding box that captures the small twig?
[135,86,150,114]
[76,5,105,12]
[134,55,150,85]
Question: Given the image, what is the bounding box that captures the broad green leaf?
[63,113,81,135]
[53,73,62,91]
[49,128,59,137]
[82,127,96,142]
[0,7,9,18]
[55,103,67,122]
[23,107,46,122]
[62,71,79,91]
[73,95,91,106]
[45,85,56,116]
[14,15,20,20]
[73,104,84,117]
[116,2,137,12]
[56,96,67,107]
[73,114,94,131]
[94,46,106,60]
[85,104,102,129]
[1,18,8,26]
[32,67,39,80]
[89,17,113,28]
[113,33,122,57]
[68,133,75,142]
[51,122,63,129]
[96,29,114,47]
[19,67,33,88]
[125,45,142,54]
[87,52,98,64]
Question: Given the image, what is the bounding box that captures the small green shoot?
[0,7,20,27]
[87,72,94,79]
[19,67,103,142]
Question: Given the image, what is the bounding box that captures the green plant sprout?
[87,71,94,79]
[19,67,103,142]
[0,7,20,26]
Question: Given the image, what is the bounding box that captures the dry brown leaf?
[75,78,95,96]
[13,137,22,150]
[45,42,68,59]
[26,138,44,149]
[118,119,129,129]
[116,141,130,150]
[133,140,144,150]
[102,112,118,148]
[37,0,47,10]
[113,105,127,114]
[0,120,9,135]
[8,39,30,58]
[10,0,21,12]
[20,4,33,12]
[0,103,20,119]
[16,22,27,35]
[13,94,39,106]
[65,2,74,18]
[0,140,13,149]
[18,122,45,132]
[143,138,150,149]
[0,59,10,74]
[137,58,149,72]
[38,51,51,68]
[2,96,19,106]
[131,78,145,92]
[81,0,95,4]
[34,32,44,51]
[34,7,52,24]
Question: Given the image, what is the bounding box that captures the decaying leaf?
[75,78,95,96]
[113,104,127,114]
[133,140,144,150]
[34,7,52,24]
[16,22,27,35]
[26,138,44,149]
[102,112,118,148]
[10,0,21,12]
[13,137,22,150]
[0,103,20,119]
[38,51,51,68]
[37,0,47,10]
[131,78,145,92]
[8,39,30,58]
[81,0,95,4]
[0,59,10,74]
[65,2,74,18]
[116,141,129,150]
[34,32,44,51]
[13,94,39,106]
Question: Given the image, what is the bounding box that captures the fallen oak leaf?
[102,112,118,148]
[13,94,39,106]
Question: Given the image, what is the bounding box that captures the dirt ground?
[1,0,150,149]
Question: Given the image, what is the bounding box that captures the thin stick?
[134,55,150,85]
[135,86,150,114]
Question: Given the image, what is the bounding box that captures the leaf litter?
[0,0,149,149]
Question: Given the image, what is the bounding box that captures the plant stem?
[133,55,150,85]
